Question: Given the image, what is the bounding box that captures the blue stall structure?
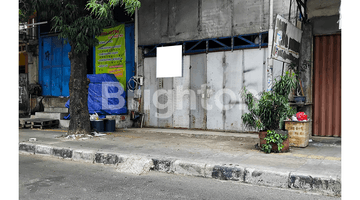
[39,23,135,116]
[65,74,127,119]
[87,74,127,115]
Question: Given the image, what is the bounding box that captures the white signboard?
[156,45,183,78]
[272,15,303,64]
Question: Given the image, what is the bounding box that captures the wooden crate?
[285,121,310,147]
[19,118,59,129]
[19,118,32,128]
[31,119,59,129]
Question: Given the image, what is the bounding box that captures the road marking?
[324,156,341,161]
[289,154,340,160]
[307,155,325,159]
[292,154,308,158]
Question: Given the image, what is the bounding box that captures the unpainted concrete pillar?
[28,48,39,85]
[298,22,313,136]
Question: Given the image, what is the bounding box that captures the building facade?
[19,0,342,136]
[137,0,304,132]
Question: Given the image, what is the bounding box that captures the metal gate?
[144,48,267,132]
[39,35,71,97]
[313,34,341,137]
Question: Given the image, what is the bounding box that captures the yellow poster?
[95,24,126,90]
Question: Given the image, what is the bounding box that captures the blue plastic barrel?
[104,119,115,132]
[90,120,104,132]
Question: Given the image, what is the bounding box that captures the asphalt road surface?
[19,154,340,200]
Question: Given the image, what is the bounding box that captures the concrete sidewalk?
[19,128,341,197]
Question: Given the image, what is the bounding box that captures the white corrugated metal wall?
[143,48,270,132]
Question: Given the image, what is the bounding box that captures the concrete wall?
[307,0,340,19]
[138,0,298,45]
[306,0,340,35]
[311,15,340,35]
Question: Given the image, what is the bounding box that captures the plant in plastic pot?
[288,61,311,103]
[261,130,289,153]
[242,71,297,153]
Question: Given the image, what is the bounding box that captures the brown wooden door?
[313,34,341,137]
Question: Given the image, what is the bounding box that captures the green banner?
[95,24,126,90]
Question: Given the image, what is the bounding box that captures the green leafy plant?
[262,130,288,153]
[288,61,310,79]
[241,71,297,131]
[287,61,311,96]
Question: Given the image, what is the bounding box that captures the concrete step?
[35,112,68,120]
[44,107,68,113]
[59,119,70,128]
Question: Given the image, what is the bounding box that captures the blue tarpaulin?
[64,74,127,119]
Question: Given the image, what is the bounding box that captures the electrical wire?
[127,76,139,92]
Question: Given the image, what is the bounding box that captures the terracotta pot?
[259,130,289,152]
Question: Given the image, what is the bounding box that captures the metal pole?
[32,18,35,39]
[231,37,234,52]
[269,0,274,57]
[267,0,274,91]
[135,8,139,76]
[259,33,262,50]
[288,0,292,22]
[22,21,48,29]
[29,94,32,117]
[295,5,298,26]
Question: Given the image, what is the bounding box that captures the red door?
[313,34,341,137]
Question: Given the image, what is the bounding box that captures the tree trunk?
[68,48,91,135]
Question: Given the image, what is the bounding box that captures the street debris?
[56,131,109,140]
[91,132,107,137]
[64,134,93,140]
[90,112,99,121]
[29,138,37,142]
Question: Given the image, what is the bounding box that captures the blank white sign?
[156,45,183,78]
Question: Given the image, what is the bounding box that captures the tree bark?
[68,48,91,135]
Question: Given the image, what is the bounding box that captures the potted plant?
[242,71,297,153]
[288,61,311,103]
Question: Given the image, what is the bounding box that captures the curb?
[19,143,341,197]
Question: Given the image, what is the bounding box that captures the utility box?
[284,120,311,147]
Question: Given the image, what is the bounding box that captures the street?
[19,154,339,200]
